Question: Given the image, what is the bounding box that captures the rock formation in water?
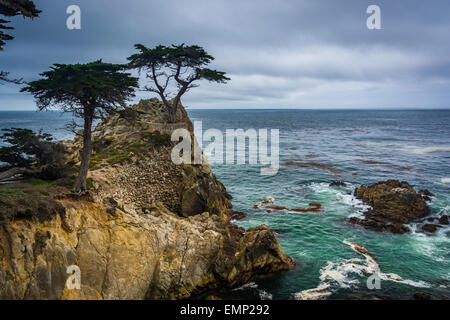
[348,180,432,234]
[253,196,321,214]
[0,99,294,300]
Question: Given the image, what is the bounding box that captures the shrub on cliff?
[21,61,139,192]
[127,43,230,123]
[0,128,66,180]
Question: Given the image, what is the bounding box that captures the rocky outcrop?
[253,196,322,214]
[329,181,347,187]
[421,224,439,233]
[0,99,294,300]
[348,180,431,234]
[0,200,293,300]
[228,211,247,220]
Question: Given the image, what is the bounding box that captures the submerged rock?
[348,180,431,234]
[413,291,432,300]
[439,215,449,225]
[421,224,440,233]
[253,196,275,209]
[329,181,347,187]
[265,203,322,213]
[284,160,343,176]
[253,196,322,214]
[228,210,247,220]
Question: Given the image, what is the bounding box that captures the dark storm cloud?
[1,0,450,109]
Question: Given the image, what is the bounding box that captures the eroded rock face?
[349,180,431,234]
[0,201,293,300]
[0,99,293,300]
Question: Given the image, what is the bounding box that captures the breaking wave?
[409,146,450,155]
[336,191,371,219]
[292,240,431,300]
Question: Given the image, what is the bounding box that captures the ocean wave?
[258,290,273,300]
[292,240,431,300]
[409,146,450,155]
[442,178,450,184]
[308,182,335,194]
[336,192,371,219]
[232,282,273,300]
[232,282,258,291]
[363,142,450,155]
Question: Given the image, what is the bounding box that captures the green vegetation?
[22,61,139,193]
[141,131,172,151]
[88,130,172,169]
[28,178,58,187]
[0,128,57,167]
[1,0,40,84]
[127,43,230,123]
[0,128,67,181]
[86,178,94,188]
[0,186,28,198]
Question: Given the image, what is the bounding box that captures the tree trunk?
[75,110,94,193]
[168,105,177,123]
[0,167,39,181]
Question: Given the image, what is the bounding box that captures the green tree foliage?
[127,44,230,123]
[21,60,139,192]
[0,0,40,50]
[0,0,40,84]
[0,128,67,180]
[0,128,53,168]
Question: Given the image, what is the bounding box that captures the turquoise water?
[188,109,450,300]
[1,110,449,299]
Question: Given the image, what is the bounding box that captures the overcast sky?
[1,0,450,110]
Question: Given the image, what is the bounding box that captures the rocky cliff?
[0,99,294,300]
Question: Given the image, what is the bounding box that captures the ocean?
[1,109,450,299]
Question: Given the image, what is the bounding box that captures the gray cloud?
[1,0,450,110]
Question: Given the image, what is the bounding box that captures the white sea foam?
[365,142,450,155]
[309,182,333,194]
[292,284,332,300]
[258,290,273,300]
[344,241,432,288]
[292,240,432,300]
[232,282,273,300]
[232,282,258,291]
[409,146,450,155]
[336,192,371,219]
[441,178,450,184]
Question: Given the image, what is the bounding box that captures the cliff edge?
[0,99,294,300]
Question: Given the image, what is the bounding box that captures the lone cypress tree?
[0,0,40,83]
[22,60,139,192]
[127,44,229,123]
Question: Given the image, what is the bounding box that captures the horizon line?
[1,107,450,111]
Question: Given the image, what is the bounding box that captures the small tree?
[0,128,66,181]
[127,44,230,123]
[21,60,139,192]
[0,128,53,168]
[1,0,40,84]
